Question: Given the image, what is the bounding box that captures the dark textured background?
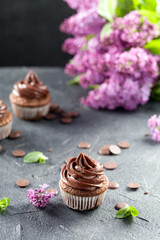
[0,0,73,66]
[0,67,160,240]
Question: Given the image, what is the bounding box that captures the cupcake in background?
[0,99,12,140]
[59,152,109,211]
[9,70,51,120]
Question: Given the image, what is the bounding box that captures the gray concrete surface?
[0,67,160,240]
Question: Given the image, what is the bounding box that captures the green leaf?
[144,38,160,54]
[116,0,135,17]
[151,81,160,100]
[68,75,81,85]
[130,206,139,217]
[23,151,48,164]
[0,198,10,213]
[100,23,112,41]
[139,9,160,23]
[89,85,100,89]
[98,0,117,22]
[116,207,131,219]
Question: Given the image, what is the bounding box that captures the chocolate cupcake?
[9,70,51,120]
[0,99,12,140]
[59,152,109,211]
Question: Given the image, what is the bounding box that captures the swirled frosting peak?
[61,152,107,191]
[12,70,49,99]
[0,99,7,118]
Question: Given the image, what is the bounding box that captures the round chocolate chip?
[118,141,130,149]
[99,145,110,155]
[109,145,121,155]
[78,142,91,149]
[16,179,30,188]
[8,131,22,139]
[60,117,72,124]
[68,111,79,118]
[50,103,59,112]
[128,182,140,189]
[46,188,58,195]
[44,113,56,120]
[108,181,119,189]
[12,150,26,157]
[0,145,2,152]
[104,161,118,170]
[115,202,129,210]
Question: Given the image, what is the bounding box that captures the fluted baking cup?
[59,185,106,211]
[0,121,12,140]
[11,103,50,120]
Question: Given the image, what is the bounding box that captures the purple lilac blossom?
[62,37,86,55]
[60,7,106,36]
[148,115,160,142]
[28,184,56,208]
[61,1,160,111]
[63,0,98,10]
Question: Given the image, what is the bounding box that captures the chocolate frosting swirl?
[61,153,107,191]
[0,99,8,118]
[12,70,49,99]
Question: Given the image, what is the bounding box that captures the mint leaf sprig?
[116,206,139,219]
[23,152,48,164]
[0,198,10,213]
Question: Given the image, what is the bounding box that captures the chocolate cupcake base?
[11,103,50,121]
[60,186,106,211]
[0,121,12,140]
[59,179,108,211]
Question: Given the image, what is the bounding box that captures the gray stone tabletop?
[0,67,160,240]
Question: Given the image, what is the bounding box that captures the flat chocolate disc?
[104,161,118,170]
[99,145,110,155]
[108,181,119,189]
[8,131,22,139]
[128,182,140,189]
[16,179,30,188]
[12,150,26,157]
[118,141,130,149]
[60,117,72,124]
[46,188,58,195]
[44,113,56,120]
[115,202,129,210]
[78,142,91,149]
[109,145,121,155]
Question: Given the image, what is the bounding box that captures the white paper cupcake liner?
[60,186,106,211]
[0,121,12,140]
[11,103,50,120]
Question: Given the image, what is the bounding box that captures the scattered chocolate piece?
[44,113,56,120]
[60,117,72,124]
[50,103,59,112]
[128,182,140,189]
[78,142,91,149]
[109,145,121,155]
[8,131,22,139]
[12,150,26,157]
[115,202,129,210]
[144,191,149,195]
[61,112,72,118]
[65,157,72,163]
[99,145,110,155]
[48,148,52,152]
[118,141,130,149]
[68,111,79,118]
[54,107,63,114]
[16,179,30,188]
[0,145,2,152]
[108,181,119,189]
[104,161,118,170]
[47,188,58,195]
[145,133,150,136]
